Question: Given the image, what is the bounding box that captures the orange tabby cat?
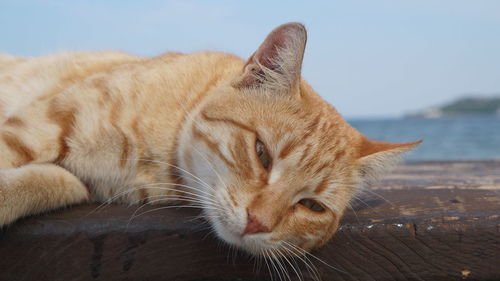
[0,23,419,255]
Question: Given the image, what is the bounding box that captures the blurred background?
[1,0,499,160]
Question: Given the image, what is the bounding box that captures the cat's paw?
[0,164,90,227]
[62,181,90,205]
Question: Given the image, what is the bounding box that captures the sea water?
[349,116,500,161]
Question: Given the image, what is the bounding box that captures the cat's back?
[0,51,143,122]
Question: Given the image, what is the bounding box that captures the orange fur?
[0,23,419,257]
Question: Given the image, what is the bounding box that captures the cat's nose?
[243,212,271,235]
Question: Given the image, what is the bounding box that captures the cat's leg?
[0,163,89,226]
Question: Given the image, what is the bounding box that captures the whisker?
[271,248,289,281]
[87,182,218,216]
[262,250,275,281]
[89,183,200,212]
[137,183,218,202]
[226,244,234,265]
[137,182,217,201]
[282,246,305,281]
[281,243,320,281]
[346,201,361,223]
[133,195,224,217]
[360,188,395,207]
[127,204,220,225]
[266,249,283,281]
[130,158,215,191]
[202,228,217,240]
[277,246,301,281]
[145,196,223,212]
[284,241,350,276]
[351,194,373,209]
[331,179,395,207]
[187,213,221,222]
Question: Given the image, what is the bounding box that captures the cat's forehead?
[210,84,332,124]
[205,81,357,156]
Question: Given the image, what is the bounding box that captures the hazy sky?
[1,0,499,117]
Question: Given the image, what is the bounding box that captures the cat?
[0,22,420,256]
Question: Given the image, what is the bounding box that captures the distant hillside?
[406,95,500,118]
[441,97,500,115]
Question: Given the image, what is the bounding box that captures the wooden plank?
[0,161,499,281]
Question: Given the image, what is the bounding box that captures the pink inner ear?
[235,23,307,90]
[249,23,306,71]
[253,31,287,69]
[359,137,422,158]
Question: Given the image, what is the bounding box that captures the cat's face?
[177,23,419,256]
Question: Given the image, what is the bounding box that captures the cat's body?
[0,23,418,255]
[0,50,238,201]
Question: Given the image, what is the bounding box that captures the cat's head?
[177,23,420,256]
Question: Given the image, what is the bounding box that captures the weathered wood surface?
[0,161,499,281]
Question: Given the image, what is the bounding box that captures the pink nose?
[243,212,270,235]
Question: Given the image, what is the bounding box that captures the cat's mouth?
[207,210,277,255]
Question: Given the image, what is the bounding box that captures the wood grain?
[0,161,499,281]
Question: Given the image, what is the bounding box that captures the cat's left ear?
[233,22,307,93]
[357,137,422,181]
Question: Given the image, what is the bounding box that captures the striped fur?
[0,23,419,256]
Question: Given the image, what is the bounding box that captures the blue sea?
[349,117,500,161]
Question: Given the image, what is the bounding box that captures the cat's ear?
[357,137,422,182]
[233,22,307,92]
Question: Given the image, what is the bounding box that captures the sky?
[1,0,499,118]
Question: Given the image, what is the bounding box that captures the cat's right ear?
[233,22,307,93]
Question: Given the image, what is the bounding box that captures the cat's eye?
[298,199,325,213]
[255,139,271,170]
